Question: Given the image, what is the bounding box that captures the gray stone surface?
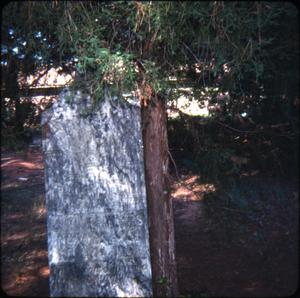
[42,90,152,297]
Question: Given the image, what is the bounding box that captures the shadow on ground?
[172,171,299,297]
[1,150,298,297]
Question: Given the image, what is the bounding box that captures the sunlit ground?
[171,174,216,201]
[1,153,44,190]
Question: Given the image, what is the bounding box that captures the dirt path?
[1,150,298,296]
[1,151,49,297]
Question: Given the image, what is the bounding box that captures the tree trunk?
[4,56,23,132]
[141,95,179,297]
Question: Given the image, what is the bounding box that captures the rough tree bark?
[141,95,179,297]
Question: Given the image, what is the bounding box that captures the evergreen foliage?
[1,1,298,139]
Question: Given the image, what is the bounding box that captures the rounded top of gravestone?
[41,87,140,126]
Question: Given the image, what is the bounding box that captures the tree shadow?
[168,113,299,297]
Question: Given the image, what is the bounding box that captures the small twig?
[182,42,201,63]
[168,150,180,181]
[215,120,299,139]
[215,120,260,134]
[109,22,118,49]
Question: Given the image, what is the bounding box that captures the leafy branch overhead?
[2,1,298,104]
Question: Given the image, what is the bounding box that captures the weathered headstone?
[42,90,152,297]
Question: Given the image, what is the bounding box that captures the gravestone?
[42,89,152,297]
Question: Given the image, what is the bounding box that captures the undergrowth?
[168,115,298,183]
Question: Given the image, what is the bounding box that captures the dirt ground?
[171,173,298,297]
[1,150,298,297]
